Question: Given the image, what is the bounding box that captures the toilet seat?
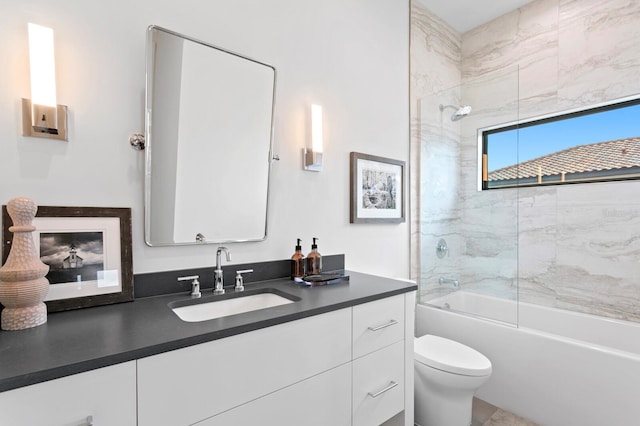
[414,334,492,377]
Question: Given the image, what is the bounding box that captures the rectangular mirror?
[144,26,276,246]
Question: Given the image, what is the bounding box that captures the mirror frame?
[144,25,277,246]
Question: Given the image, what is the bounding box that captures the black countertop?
[0,271,416,393]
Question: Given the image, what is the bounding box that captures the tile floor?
[472,398,539,426]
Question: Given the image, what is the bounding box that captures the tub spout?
[438,277,460,288]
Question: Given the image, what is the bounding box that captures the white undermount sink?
[170,290,297,322]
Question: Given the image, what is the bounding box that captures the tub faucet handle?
[436,238,449,259]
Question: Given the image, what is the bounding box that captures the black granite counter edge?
[0,265,416,393]
[0,353,138,393]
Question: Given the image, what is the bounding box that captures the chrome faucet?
[214,247,231,295]
[438,277,460,288]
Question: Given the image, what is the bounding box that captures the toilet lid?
[414,335,492,377]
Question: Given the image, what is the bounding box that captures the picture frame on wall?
[1,205,134,312]
[350,152,405,223]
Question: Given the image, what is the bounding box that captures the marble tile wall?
[410,1,461,283]
[418,84,464,298]
[411,0,640,322]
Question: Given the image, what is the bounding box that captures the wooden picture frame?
[350,152,405,223]
[2,206,134,312]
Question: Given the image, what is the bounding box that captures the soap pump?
[306,237,322,275]
[291,238,305,279]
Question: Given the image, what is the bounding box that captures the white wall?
[0,0,410,278]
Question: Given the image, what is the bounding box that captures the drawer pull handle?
[368,319,398,331]
[368,381,398,398]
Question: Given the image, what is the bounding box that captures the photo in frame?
[1,206,133,312]
[350,152,405,223]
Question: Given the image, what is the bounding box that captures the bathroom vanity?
[0,271,416,426]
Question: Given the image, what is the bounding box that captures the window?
[481,97,640,189]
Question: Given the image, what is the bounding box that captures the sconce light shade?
[304,104,323,171]
[22,23,68,141]
[28,23,57,107]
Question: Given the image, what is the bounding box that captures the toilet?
[414,334,492,426]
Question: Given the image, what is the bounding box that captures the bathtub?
[416,291,640,426]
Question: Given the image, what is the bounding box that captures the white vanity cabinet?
[354,341,405,426]
[352,295,407,426]
[0,361,136,426]
[0,290,415,426]
[138,291,415,426]
[137,307,353,426]
[196,363,352,426]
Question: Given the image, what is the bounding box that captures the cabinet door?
[353,341,405,426]
[138,308,352,426]
[196,363,351,426]
[353,294,405,359]
[0,361,136,426]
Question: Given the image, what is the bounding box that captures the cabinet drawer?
[138,307,352,426]
[197,363,351,426]
[353,340,405,426]
[353,294,405,358]
[0,361,136,426]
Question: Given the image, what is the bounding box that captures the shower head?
[451,105,472,121]
[439,104,472,121]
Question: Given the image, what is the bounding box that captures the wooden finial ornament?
[0,197,50,330]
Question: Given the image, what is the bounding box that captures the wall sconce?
[303,104,323,171]
[22,23,68,141]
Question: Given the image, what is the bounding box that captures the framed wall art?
[350,152,405,223]
[2,205,134,312]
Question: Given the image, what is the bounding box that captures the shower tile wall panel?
[517,187,558,308]
[410,4,461,99]
[518,183,640,322]
[410,1,461,284]
[412,0,640,322]
[418,87,464,299]
[459,0,640,322]
[553,183,640,321]
[462,0,560,119]
[557,0,640,107]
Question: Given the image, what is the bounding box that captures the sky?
[487,103,640,172]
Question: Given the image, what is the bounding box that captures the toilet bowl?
[414,334,492,426]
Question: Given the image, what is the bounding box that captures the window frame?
[478,94,640,191]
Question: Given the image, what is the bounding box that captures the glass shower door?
[418,66,520,325]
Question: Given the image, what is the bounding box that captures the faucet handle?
[178,275,201,298]
[234,269,253,292]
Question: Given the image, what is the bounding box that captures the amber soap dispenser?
[291,238,305,279]
[306,237,322,275]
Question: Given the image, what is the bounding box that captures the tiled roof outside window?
[488,137,640,182]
